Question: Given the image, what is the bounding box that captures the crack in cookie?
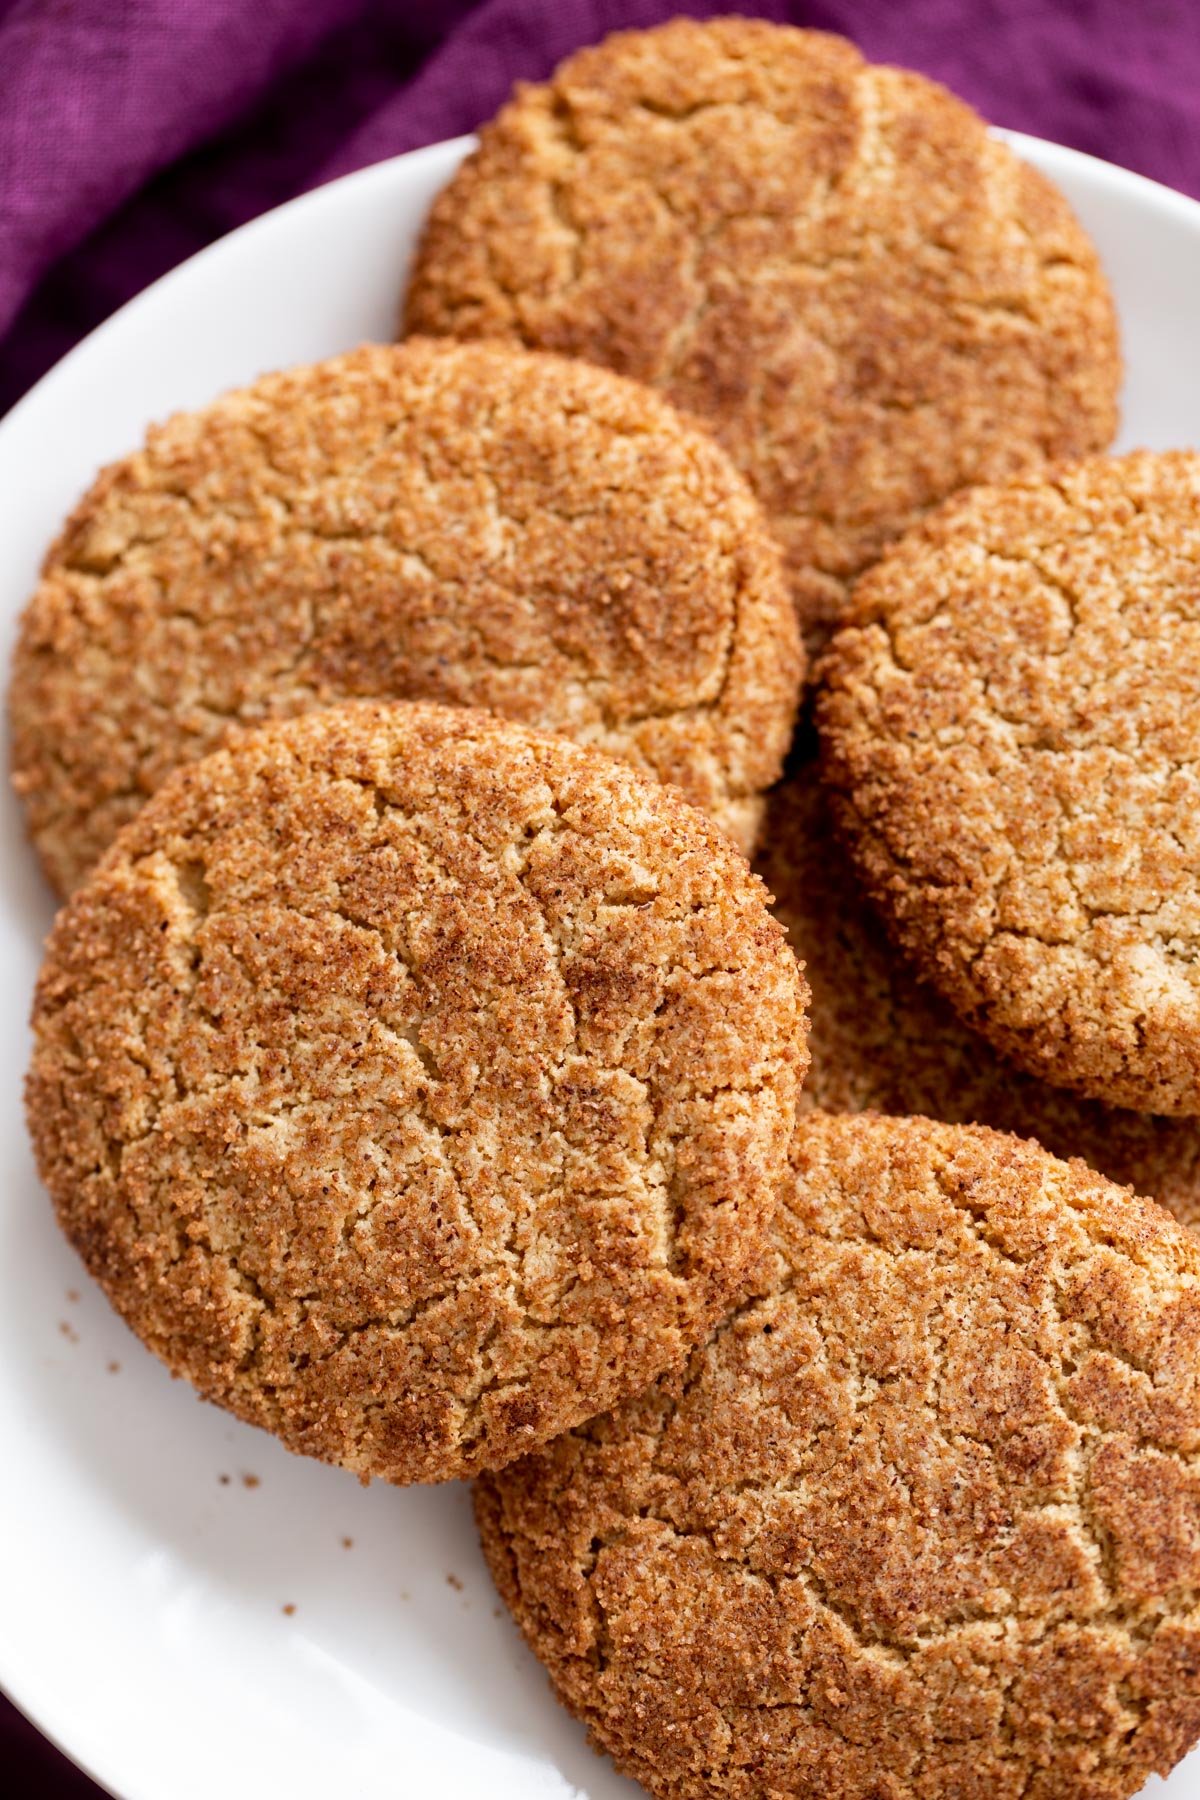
[817,450,1200,1115]
[754,757,1200,1231]
[404,18,1120,657]
[10,338,801,895]
[477,1113,1200,1800]
[26,701,806,1484]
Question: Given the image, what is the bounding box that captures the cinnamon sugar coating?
[26,702,805,1484]
[755,760,1200,1233]
[818,451,1200,1116]
[405,17,1120,654]
[478,1111,1200,1800]
[10,337,800,894]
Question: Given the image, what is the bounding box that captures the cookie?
[818,451,1200,1117]
[755,759,1200,1233]
[10,337,801,896]
[26,701,806,1485]
[404,17,1120,655]
[478,1111,1200,1800]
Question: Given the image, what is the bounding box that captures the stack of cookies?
[14,18,1200,1800]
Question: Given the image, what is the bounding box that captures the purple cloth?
[1,0,1198,1791]
[1,0,1199,414]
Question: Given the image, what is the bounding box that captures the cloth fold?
[1,0,1199,412]
[1,0,1198,1793]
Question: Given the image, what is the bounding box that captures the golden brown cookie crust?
[818,450,1200,1117]
[26,701,806,1485]
[478,1111,1200,1800]
[755,759,1200,1234]
[404,17,1120,654]
[10,337,801,895]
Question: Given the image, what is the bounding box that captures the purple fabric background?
[2,0,1199,1790]
[2,0,1200,417]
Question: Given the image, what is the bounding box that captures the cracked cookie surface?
[477,1110,1200,1800]
[755,760,1200,1233]
[10,337,801,895]
[26,701,806,1484]
[818,451,1200,1116]
[404,17,1120,656]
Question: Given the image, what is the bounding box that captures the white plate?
[1,131,1199,1800]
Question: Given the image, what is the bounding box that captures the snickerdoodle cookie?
[10,337,801,895]
[26,701,805,1485]
[404,17,1120,653]
[756,760,1200,1233]
[478,1110,1200,1800]
[818,451,1200,1116]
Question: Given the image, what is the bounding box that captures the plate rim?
[3,124,1200,1800]
[6,126,1200,444]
